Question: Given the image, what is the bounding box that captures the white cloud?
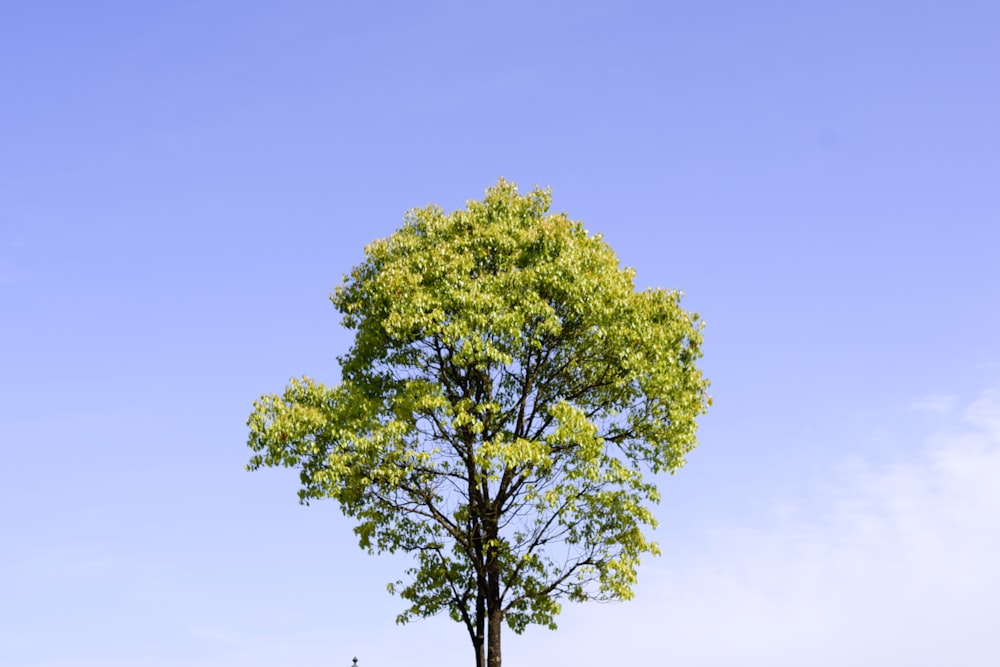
[965,388,1000,435]
[909,393,959,414]
[536,385,1000,667]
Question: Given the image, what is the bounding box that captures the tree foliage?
[247,180,710,667]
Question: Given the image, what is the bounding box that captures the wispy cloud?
[909,393,960,414]
[546,385,1000,667]
[965,388,1000,434]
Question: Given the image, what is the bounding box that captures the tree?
[246,179,710,667]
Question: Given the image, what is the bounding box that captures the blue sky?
[2,2,998,665]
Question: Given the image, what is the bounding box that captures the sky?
[1,1,998,665]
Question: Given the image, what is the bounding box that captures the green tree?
[247,180,710,667]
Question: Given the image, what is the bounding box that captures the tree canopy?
[246,179,710,667]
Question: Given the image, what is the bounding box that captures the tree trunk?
[472,634,485,667]
[487,606,502,667]
[486,549,502,667]
[475,585,486,667]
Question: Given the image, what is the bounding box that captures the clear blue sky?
[2,2,998,666]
